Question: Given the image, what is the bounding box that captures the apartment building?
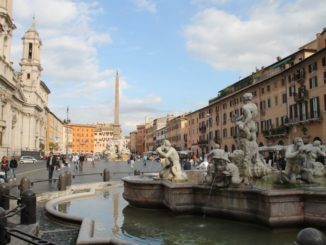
[129,131,137,154]
[45,111,64,154]
[166,115,188,151]
[206,28,326,152]
[134,28,326,157]
[136,125,145,154]
[70,124,95,153]
[145,120,154,152]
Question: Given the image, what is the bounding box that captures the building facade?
[45,111,64,154]
[94,123,115,154]
[134,28,326,157]
[70,124,95,153]
[0,1,50,158]
[129,131,137,154]
[136,125,145,154]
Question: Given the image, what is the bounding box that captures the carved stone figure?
[234,92,270,183]
[205,149,241,187]
[156,140,188,182]
[304,140,326,177]
[281,137,314,184]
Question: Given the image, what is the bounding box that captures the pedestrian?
[130,154,135,169]
[143,154,147,166]
[79,154,85,171]
[72,154,79,172]
[47,152,58,182]
[9,155,18,180]
[1,156,9,182]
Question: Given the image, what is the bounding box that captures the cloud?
[131,0,156,13]
[183,0,326,73]
[191,0,229,6]
[12,0,111,84]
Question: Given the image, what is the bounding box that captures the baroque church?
[0,0,49,157]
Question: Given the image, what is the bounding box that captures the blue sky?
[10,0,326,135]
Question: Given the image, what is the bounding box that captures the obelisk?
[113,71,121,138]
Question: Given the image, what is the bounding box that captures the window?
[324,94,326,111]
[267,98,271,108]
[282,93,287,104]
[261,87,264,94]
[308,62,317,73]
[267,85,270,92]
[223,113,227,125]
[310,97,320,119]
[299,101,308,121]
[27,73,30,79]
[275,95,278,106]
[289,104,298,120]
[28,43,33,59]
[324,72,326,84]
[309,76,318,89]
[281,78,285,86]
[276,117,279,127]
[223,128,227,138]
[322,56,326,66]
[289,86,296,96]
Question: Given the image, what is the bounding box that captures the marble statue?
[156,140,188,182]
[304,140,326,177]
[205,149,242,187]
[234,93,270,183]
[280,137,314,184]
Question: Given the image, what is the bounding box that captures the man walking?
[47,152,58,182]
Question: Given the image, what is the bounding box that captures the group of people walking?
[1,155,18,182]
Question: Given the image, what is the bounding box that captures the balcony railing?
[197,140,208,145]
[293,90,309,102]
[285,114,322,125]
[263,126,289,138]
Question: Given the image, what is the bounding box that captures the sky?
[10,0,326,135]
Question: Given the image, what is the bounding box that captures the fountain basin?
[122,175,326,228]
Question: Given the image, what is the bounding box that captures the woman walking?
[1,156,9,182]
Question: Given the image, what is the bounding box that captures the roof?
[40,80,51,94]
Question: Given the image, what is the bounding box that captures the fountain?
[122,92,326,228]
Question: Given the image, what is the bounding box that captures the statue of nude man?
[235,93,258,141]
[156,140,188,182]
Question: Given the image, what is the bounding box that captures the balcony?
[263,126,289,138]
[197,140,208,146]
[285,114,322,126]
[294,90,309,102]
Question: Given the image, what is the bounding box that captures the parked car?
[19,156,37,164]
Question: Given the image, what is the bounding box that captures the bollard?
[103,169,110,182]
[66,171,72,186]
[0,207,10,245]
[0,184,9,210]
[57,172,67,191]
[20,190,36,225]
[19,177,32,196]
